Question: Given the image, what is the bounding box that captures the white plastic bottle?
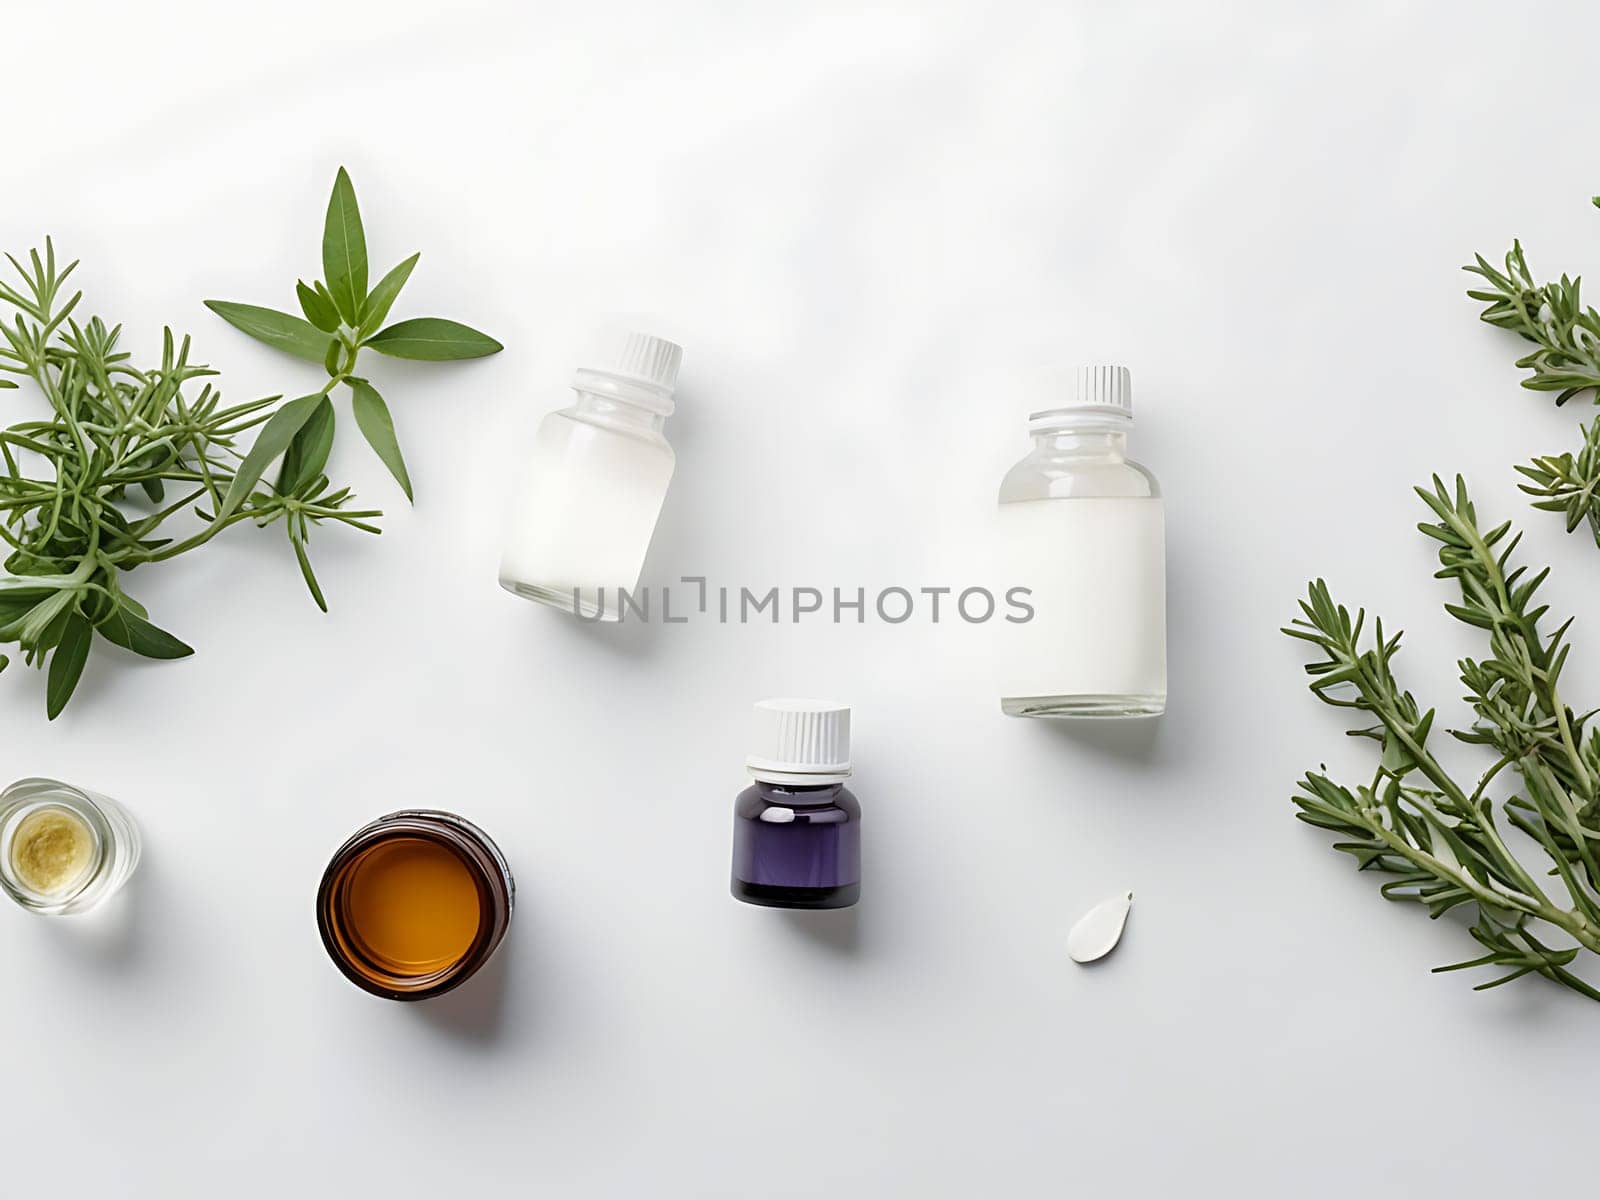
[499,330,683,620]
[995,365,1166,717]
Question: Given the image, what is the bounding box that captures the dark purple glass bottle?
[731,780,861,909]
[731,698,860,910]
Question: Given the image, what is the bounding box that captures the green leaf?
[35,603,72,651]
[358,253,420,338]
[366,317,502,361]
[204,301,335,365]
[287,519,329,612]
[0,587,50,623]
[0,589,50,640]
[322,166,368,325]
[278,397,336,492]
[46,612,91,719]
[350,380,412,501]
[296,280,341,333]
[97,606,193,659]
[219,393,326,518]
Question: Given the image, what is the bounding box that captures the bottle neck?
[571,389,668,437]
[754,778,846,804]
[1029,425,1128,458]
[748,768,852,788]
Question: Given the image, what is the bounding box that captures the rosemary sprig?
[0,242,380,717]
[1286,475,1600,1001]
[1515,419,1600,543]
[1466,202,1600,544]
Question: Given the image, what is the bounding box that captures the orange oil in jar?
[317,811,513,1001]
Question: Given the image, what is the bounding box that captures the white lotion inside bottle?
[499,330,682,620]
[996,365,1166,718]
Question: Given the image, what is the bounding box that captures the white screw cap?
[1072,364,1132,415]
[746,699,852,783]
[586,328,683,392]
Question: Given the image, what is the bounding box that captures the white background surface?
[3,2,1599,1194]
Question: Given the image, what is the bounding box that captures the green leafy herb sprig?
[1286,476,1600,1002]
[1466,202,1600,544]
[206,165,502,602]
[0,242,381,717]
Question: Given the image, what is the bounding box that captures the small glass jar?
[0,777,141,915]
[317,810,514,1001]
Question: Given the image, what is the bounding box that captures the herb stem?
[1288,477,1600,1000]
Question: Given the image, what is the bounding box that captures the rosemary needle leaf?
[291,522,328,613]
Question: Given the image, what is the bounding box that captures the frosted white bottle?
[996,365,1166,717]
[499,330,683,620]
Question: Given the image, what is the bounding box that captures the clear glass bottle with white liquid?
[499,330,683,620]
[996,365,1166,717]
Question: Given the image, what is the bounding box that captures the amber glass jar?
[317,810,514,1001]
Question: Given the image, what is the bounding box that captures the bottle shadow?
[1034,714,1162,764]
[561,602,664,661]
[779,904,862,955]
[411,939,516,1046]
[503,584,668,664]
[35,857,147,972]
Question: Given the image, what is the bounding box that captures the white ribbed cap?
[746,699,852,783]
[1027,364,1133,428]
[1073,364,1131,414]
[584,328,683,392]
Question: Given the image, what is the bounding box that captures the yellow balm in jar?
[0,779,141,915]
[10,807,94,895]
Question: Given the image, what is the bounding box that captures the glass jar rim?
[316,809,513,1002]
[0,777,112,912]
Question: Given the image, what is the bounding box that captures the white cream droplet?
[1067,891,1133,963]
